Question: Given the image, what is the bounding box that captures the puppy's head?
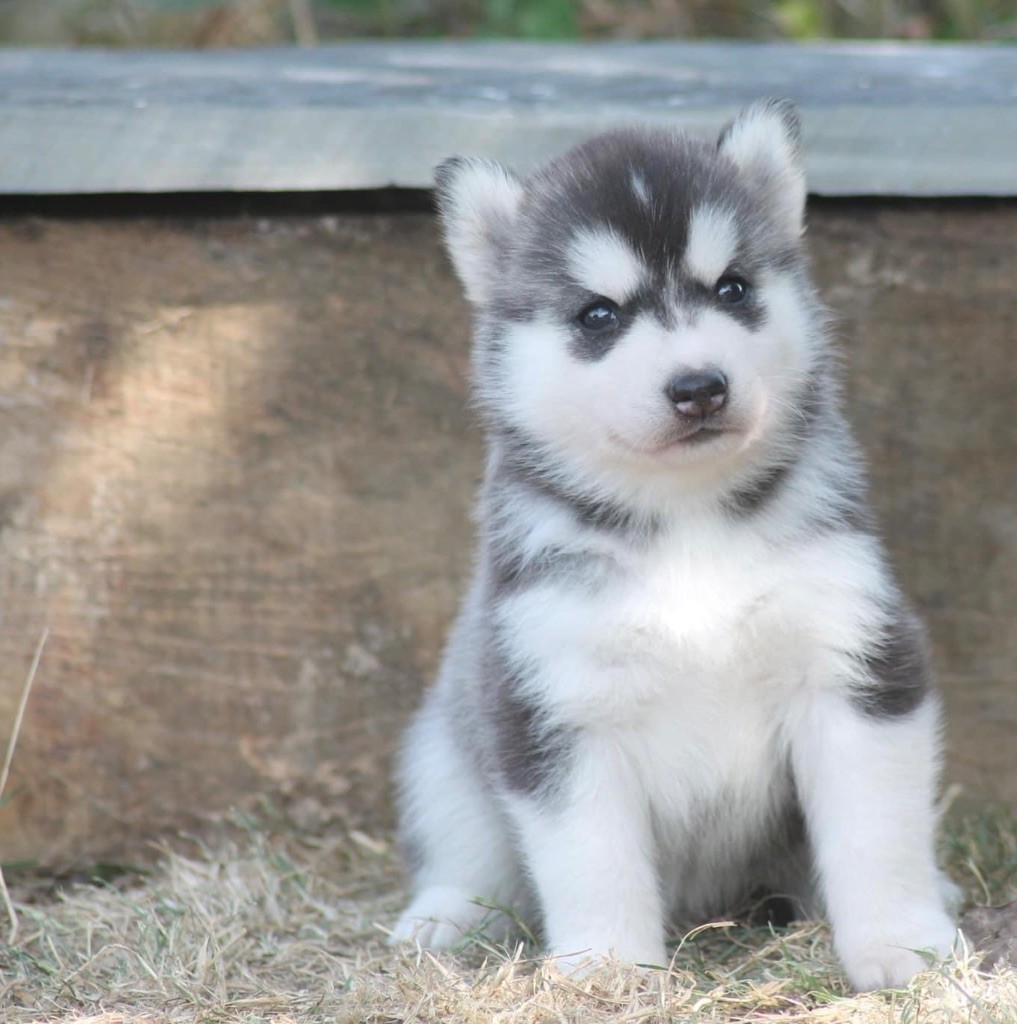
[436,100,824,506]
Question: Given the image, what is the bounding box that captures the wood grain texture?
[0,203,1013,865]
[1,43,1016,196]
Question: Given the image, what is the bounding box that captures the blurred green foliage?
[480,0,579,39]
[0,0,1012,46]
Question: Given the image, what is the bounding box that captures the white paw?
[545,949,606,978]
[546,941,668,975]
[836,909,957,991]
[389,885,492,950]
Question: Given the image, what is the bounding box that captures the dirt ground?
[0,200,1013,868]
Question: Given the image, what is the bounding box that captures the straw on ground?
[1,804,1015,1024]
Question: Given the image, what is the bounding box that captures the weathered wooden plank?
[0,201,1013,865]
[0,43,1015,196]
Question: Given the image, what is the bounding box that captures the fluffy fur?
[391,99,957,992]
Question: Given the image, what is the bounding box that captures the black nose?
[664,370,728,418]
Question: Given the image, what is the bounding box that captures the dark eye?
[577,300,619,332]
[715,276,750,305]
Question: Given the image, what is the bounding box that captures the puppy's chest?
[507,529,812,738]
[527,538,796,798]
[589,538,803,801]
[589,534,802,690]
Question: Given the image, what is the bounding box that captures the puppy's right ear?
[434,157,523,306]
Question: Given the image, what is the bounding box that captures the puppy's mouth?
[610,422,735,457]
[650,420,733,452]
[671,422,729,445]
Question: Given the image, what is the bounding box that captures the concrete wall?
[0,201,1013,866]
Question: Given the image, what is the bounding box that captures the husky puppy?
[391,99,956,991]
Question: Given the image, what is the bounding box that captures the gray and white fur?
[390,100,957,991]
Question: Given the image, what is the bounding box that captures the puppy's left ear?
[434,156,523,306]
[718,98,806,237]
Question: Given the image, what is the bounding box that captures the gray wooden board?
[1,42,1015,195]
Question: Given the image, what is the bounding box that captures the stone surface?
[0,201,1013,866]
[0,43,1015,196]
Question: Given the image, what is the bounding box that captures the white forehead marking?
[630,172,651,206]
[684,205,739,285]
[566,227,645,301]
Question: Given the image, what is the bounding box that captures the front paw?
[389,885,491,950]
[836,909,957,991]
[546,940,668,975]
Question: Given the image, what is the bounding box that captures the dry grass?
[1,805,1015,1024]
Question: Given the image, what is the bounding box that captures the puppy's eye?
[578,300,619,332]
[715,276,750,304]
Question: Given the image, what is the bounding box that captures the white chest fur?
[497,520,889,809]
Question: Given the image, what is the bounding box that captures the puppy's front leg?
[509,736,666,969]
[791,691,956,991]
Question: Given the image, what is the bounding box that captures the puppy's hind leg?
[392,697,524,950]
